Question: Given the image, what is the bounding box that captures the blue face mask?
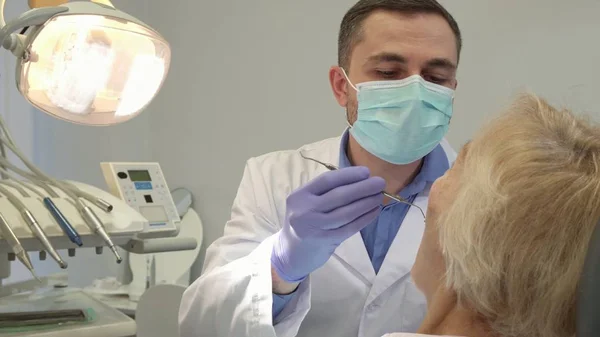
[343,70,454,165]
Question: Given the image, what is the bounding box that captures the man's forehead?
[355,10,458,64]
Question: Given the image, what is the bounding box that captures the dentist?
[179,1,461,336]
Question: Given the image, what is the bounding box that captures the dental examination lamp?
[0,0,173,283]
[1,0,170,125]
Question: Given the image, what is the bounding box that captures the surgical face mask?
[343,69,454,165]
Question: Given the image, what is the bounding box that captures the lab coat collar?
[334,233,377,285]
[338,129,352,169]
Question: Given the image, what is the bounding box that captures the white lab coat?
[179,135,456,337]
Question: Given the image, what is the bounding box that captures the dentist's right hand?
[271,166,385,286]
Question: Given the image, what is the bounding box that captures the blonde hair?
[440,93,600,337]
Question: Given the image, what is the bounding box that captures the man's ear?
[329,66,349,107]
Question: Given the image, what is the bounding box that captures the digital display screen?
[128,170,151,182]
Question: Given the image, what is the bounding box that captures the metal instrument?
[299,153,425,218]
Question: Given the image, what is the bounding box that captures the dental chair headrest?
[577,221,600,337]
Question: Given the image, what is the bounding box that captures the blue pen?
[43,197,83,246]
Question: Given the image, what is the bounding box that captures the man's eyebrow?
[367,52,407,64]
[424,58,457,71]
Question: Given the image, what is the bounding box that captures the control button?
[366,303,379,312]
[117,172,128,179]
[144,195,154,203]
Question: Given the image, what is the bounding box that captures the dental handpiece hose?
[21,209,67,269]
[0,149,113,214]
[6,178,83,246]
[0,186,67,268]
[4,162,118,259]
[0,149,119,259]
[1,175,82,246]
[0,117,117,262]
[79,201,122,263]
[61,181,113,213]
[0,212,38,280]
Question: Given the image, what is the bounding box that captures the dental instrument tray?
[0,289,135,337]
[0,181,147,253]
[0,309,87,328]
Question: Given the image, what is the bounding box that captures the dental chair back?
[577,220,600,337]
[136,284,186,337]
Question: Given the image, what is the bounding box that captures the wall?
[143,0,600,279]
[11,0,600,283]
[440,0,600,145]
[144,0,357,278]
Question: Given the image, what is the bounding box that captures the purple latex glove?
[271,166,385,283]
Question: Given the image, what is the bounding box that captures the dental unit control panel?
[101,162,180,239]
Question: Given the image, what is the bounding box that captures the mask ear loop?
[340,68,359,92]
[340,68,358,128]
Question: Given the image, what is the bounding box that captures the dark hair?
[338,0,462,69]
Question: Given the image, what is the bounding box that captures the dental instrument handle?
[299,153,426,217]
[79,205,122,263]
[0,184,66,268]
[0,212,38,280]
[60,181,113,212]
[382,191,425,217]
[93,198,113,213]
[21,210,67,269]
[43,197,82,247]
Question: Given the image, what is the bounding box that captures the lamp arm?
[0,0,67,48]
[91,0,114,8]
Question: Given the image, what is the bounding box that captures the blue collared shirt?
[273,131,449,319]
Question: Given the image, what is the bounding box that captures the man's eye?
[376,70,397,79]
[424,75,447,84]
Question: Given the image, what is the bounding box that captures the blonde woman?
[387,93,599,337]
